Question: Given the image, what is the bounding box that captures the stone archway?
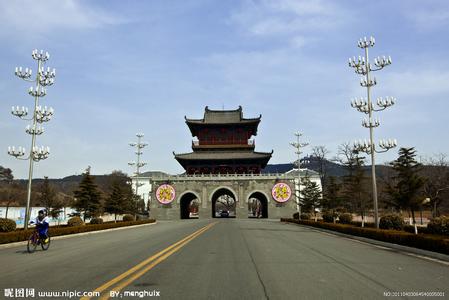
[247,191,269,218]
[211,187,237,218]
[179,192,200,219]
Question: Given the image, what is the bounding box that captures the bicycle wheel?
[27,233,38,253]
[41,234,51,251]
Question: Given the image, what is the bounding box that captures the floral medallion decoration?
[156,184,176,204]
[271,183,291,203]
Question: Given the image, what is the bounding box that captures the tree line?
[299,145,449,225]
[0,167,144,221]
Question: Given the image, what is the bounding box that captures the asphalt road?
[1,219,448,300]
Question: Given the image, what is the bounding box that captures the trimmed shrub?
[322,212,336,223]
[379,214,404,230]
[0,219,156,244]
[427,216,449,236]
[293,212,299,220]
[300,213,310,220]
[0,218,17,232]
[67,216,84,227]
[339,213,353,224]
[123,214,135,222]
[90,217,104,225]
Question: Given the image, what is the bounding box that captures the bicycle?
[27,222,51,253]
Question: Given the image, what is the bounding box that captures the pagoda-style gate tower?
[174,106,272,175]
[144,106,297,220]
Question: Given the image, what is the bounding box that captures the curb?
[283,221,449,264]
[0,221,158,249]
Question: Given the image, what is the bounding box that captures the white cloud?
[0,0,125,36]
[404,5,449,30]
[290,35,309,48]
[382,69,449,98]
[229,0,345,37]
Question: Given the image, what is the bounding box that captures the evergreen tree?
[387,147,425,224]
[321,176,343,213]
[104,171,139,221]
[301,176,321,219]
[105,179,125,221]
[122,179,140,215]
[73,167,102,221]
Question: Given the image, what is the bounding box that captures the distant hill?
[262,156,348,177]
[262,156,393,179]
[261,164,293,174]
[9,174,119,199]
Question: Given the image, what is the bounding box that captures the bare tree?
[336,143,356,166]
[0,166,13,181]
[337,143,370,224]
[216,194,235,212]
[421,154,449,218]
[312,145,330,183]
[36,177,59,212]
[0,182,26,219]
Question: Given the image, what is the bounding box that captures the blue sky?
[1,0,448,179]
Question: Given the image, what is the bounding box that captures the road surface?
[1,219,448,299]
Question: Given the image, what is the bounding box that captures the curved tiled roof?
[185,106,261,124]
[173,151,273,160]
[173,150,273,160]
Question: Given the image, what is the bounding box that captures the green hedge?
[281,218,449,255]
[403,225,432,235]
[0,219,156,244]
[350,221,375,228]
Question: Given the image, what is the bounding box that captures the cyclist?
[30,209,50,244]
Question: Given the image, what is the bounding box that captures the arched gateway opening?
[211,188,237,218]
[180,192,200,219]
[247,192,268,218]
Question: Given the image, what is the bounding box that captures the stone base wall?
[149,175,298,220]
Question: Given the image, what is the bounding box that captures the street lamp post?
[128,133,148,213]
[290,132,309,220]
[8,49,56,229]
[348,36,397,228]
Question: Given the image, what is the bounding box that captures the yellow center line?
[81,222,216,300]
[100,222,216,300]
